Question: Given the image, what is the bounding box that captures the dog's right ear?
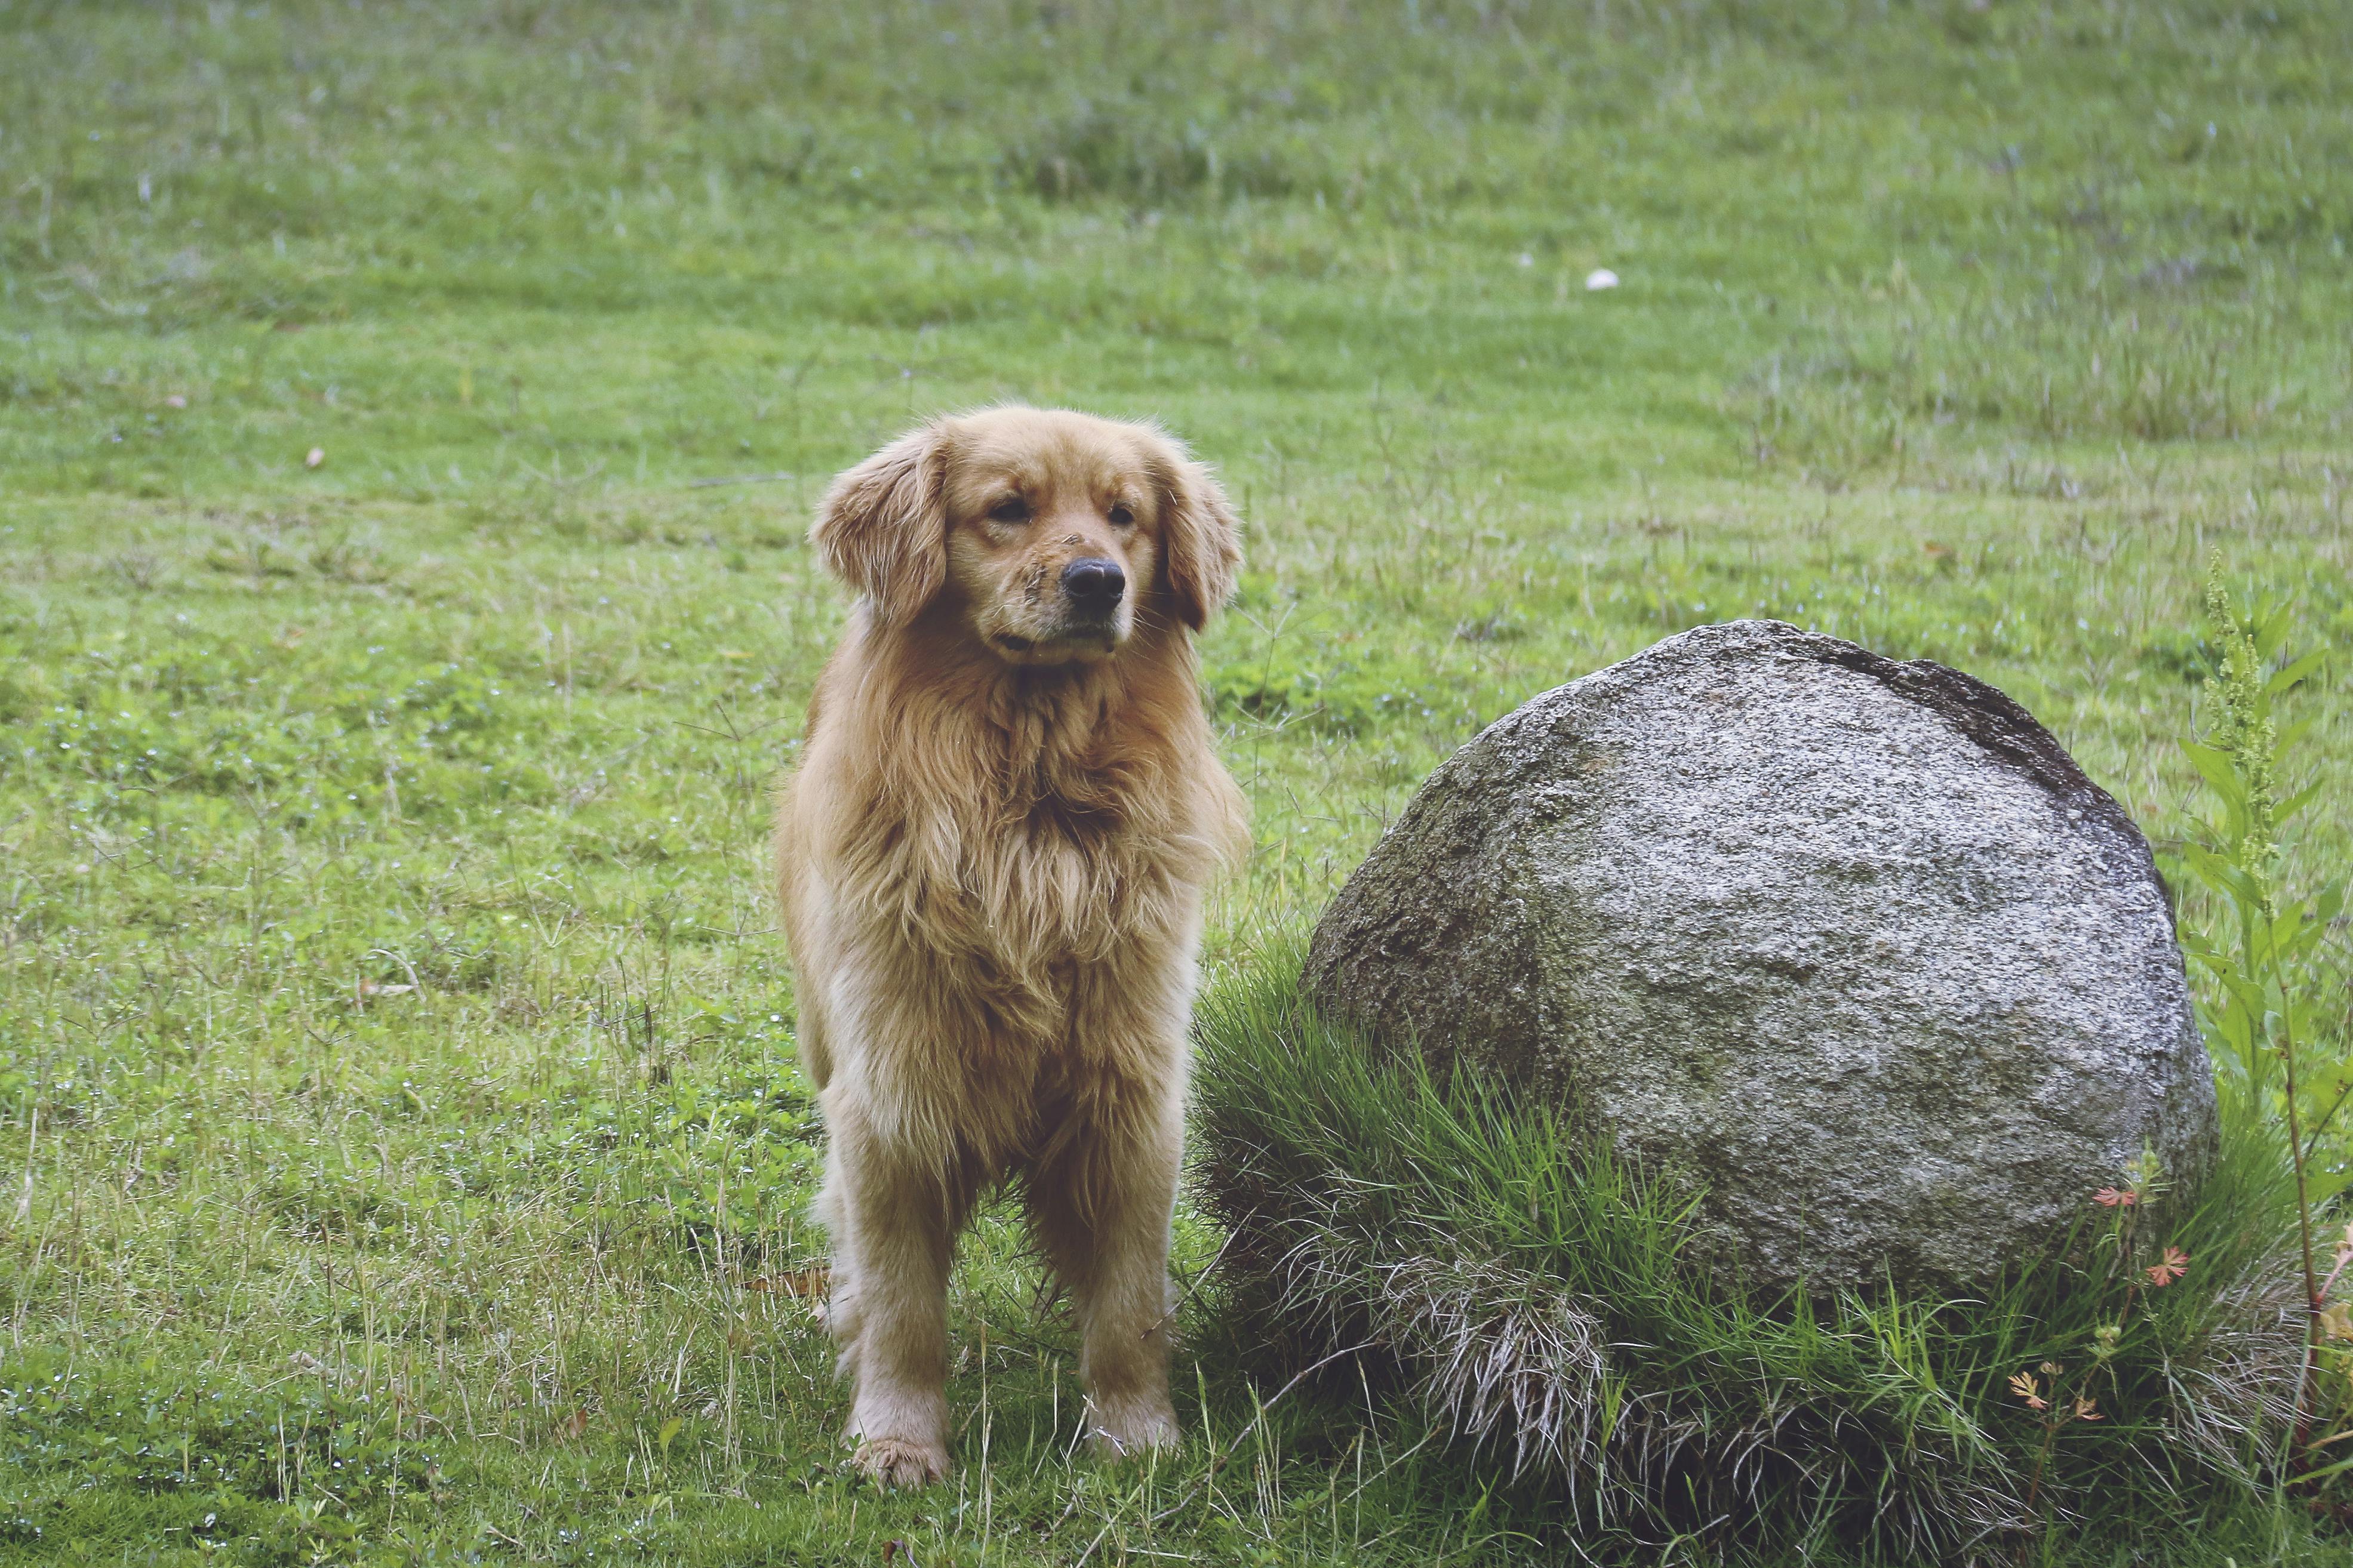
[812,422,949,626]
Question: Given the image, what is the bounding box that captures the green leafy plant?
[2176,556,2348,1475]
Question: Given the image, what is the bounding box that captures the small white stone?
[1585,267,1620,291]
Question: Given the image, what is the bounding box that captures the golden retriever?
[774,406,1249,1486]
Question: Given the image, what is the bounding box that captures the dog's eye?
[988,497,1031,524]
[1107,503,1134,527]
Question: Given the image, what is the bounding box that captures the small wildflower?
[2091,1187,2137,1207]
[2072,1394,2102,1422]
[2039,1361,2064,1377]
[2008,1371,2046,1412]
[2145,1246,2189,1287]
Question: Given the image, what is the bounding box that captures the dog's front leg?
[820,1089,958,1486]
[1031,1091,1184,1458]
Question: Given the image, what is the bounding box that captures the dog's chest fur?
[838,663,1204,1048]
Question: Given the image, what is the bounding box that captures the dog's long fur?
[774,407,1248,1486]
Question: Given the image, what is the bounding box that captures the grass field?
[4,1,2351,1561]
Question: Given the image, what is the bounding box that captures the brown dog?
[774,406,1249,1486]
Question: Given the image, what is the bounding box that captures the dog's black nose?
[1061,557,1125,609]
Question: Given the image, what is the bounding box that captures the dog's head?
[813,406,1240,664]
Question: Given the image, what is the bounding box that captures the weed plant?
[2177,563,2352,1480]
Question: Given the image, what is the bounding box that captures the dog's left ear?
[813,421,949,626]
[1153,446,1242,631]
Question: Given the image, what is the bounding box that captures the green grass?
[2,1,2350,1561]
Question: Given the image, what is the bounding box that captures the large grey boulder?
[1303,619,2216,1295]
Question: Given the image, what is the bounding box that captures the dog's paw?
[851,1435,949,1489]
[1085,1401,1180,1461]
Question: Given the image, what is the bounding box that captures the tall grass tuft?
[1192,942,2305,1557]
